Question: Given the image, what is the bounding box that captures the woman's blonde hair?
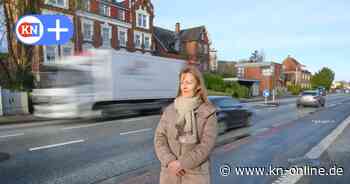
[176,65,209,103]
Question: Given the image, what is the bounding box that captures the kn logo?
[15,14,74,45]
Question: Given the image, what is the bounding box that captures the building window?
[82,19,93,41]
[118,9,125,21]
[137,13,142,27]
[82,43,93,51]
[142,14,147,27]
[45,0,68,9]
[144,36,150,49]
[204,44,209,54]
[44,46,58,64]
[61,42,73,57]
[101,25,111,47]
[118,29,127,47]
[136,10,149,29]
[134,34,141,48]
[81,0,90,11]
[99,3,110,16]
[237,67,245,78]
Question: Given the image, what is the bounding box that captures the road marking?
[62,116,159,131]
[29,139,85,151]
[120,128,152,136]
[272,115,350,184]
[62,124,103,130]
[0,133,24,138]
[328,104,337,107]
[122,117,149,122]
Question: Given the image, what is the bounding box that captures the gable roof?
[283,56,301,66]
[153,26,206,52]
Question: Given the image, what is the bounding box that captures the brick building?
[39,0,156,65]
[36,0,211,72]
[282,55,312,89]
[236,61,285,95]
[153,23,211,72]
[217,60,236,77]
[209,49,218,72]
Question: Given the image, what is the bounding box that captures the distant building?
[282,55,312,89]
[209,49,218,72]
[217,60,236,77]
[236,61,284,95]
[153,23,211,72]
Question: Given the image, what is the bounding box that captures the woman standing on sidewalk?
[154,65,218,184]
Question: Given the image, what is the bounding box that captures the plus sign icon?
[15,15,73,45]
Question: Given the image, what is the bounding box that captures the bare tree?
[1,0,41,91]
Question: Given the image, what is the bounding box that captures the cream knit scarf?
[174,96,202,144]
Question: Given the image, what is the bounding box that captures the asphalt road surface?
[0,93,349,184]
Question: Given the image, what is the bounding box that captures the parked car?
[345,89,350,94]
[208,96,253,134]
[296,90,326,108]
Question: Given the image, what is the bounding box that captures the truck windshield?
[37,66,92,89]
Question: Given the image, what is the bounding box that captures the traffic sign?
[263,89,270,97]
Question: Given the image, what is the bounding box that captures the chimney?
[175,22,180,33]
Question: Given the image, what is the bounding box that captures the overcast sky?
[152,0,349,81]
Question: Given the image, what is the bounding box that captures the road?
[0,93,349,184]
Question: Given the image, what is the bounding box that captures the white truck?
[32,49,186,118]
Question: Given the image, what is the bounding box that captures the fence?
[0,86,29,116]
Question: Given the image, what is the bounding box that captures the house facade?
[236,61,285,95]
[38,0,156,65]
[35,0,211,72]
[282,55,312,89]
[153,23,211,72]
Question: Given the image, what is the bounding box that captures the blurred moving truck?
[32,49,186,118]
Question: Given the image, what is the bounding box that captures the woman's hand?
[168,160,186,176]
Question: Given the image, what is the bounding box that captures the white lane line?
[273,115,350,184]
[62,115,159,131]
[120,128,152,136]
[29,139,85,151]
[0,133,25,138]
[62,124,102,130]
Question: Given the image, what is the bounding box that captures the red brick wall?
[90,0,99,14]
[75,17,83,53]
[283,59,298,72]
[93,21,102,47]
[243,64,283,94]
[111,25,118,49]
[110,6,117,17]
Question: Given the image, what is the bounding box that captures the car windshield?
[302,91,318,96]
[210,97,240,108]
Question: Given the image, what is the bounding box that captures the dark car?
[208,96,253,134]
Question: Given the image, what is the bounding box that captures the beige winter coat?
[154,101,218,184]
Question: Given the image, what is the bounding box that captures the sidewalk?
[0,114,49,125]
[296,117,350,184]
[239,94,296,103]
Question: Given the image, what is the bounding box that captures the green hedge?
[204,73,250,98]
